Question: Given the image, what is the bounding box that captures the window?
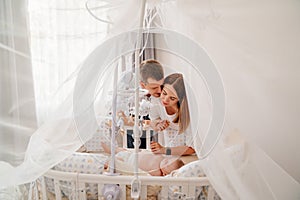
[28,1,108,123]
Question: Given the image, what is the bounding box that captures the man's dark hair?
[140,59,164,83]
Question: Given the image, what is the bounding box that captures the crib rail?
[35,169,215,200]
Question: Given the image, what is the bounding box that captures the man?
[126,59,164,149]
[139,59,164,98]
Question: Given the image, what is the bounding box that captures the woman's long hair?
[163,73,190,133]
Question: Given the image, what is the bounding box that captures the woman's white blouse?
[150,101,194,148]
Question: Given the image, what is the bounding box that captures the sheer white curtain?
[159,0,300,199]
[0,0,109,170]
[0,0,36,167]
[0,0,110,196]
[28,0,109,124]
[0,1,37,198]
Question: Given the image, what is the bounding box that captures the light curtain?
[157,0,300,199]
[0,0,36,168]
[1,0,109,197]
[0,0,37,198]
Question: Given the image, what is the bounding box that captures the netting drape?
[1,0,300,199]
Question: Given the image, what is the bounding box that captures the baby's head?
[159,157,184,176]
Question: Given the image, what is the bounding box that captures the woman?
[149,73,195,156]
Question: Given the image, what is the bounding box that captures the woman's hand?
[151,119,170,132]
[150,141,165,154]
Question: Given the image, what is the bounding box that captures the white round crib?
[27,149,220,200]
[27,121,221,200]
[33,170,216,200]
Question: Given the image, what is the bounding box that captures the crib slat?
[207,185,214,200]
[141,185,147,199]
[40,177,47,200]
[78,182,87,200]
[70,182,76,200]
[54,179,62,200]
[28,182,33,200]
[98,183,104,199]
[188,184,196,199]
[181,183,188,196]
[34,182,39,200]
[120,184,126,199]
[160,184,169,200]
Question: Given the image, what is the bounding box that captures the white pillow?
[171,160,205,177]
[54,152,108,173]
[84,120,111,152]
[46,152,108,199]
[168,160,221,200]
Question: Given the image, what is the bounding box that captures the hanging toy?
[102,184,121,200]
[130,178,141,199]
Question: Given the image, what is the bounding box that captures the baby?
[101,142,184,176]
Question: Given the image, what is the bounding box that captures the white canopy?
[0,0,299,199]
